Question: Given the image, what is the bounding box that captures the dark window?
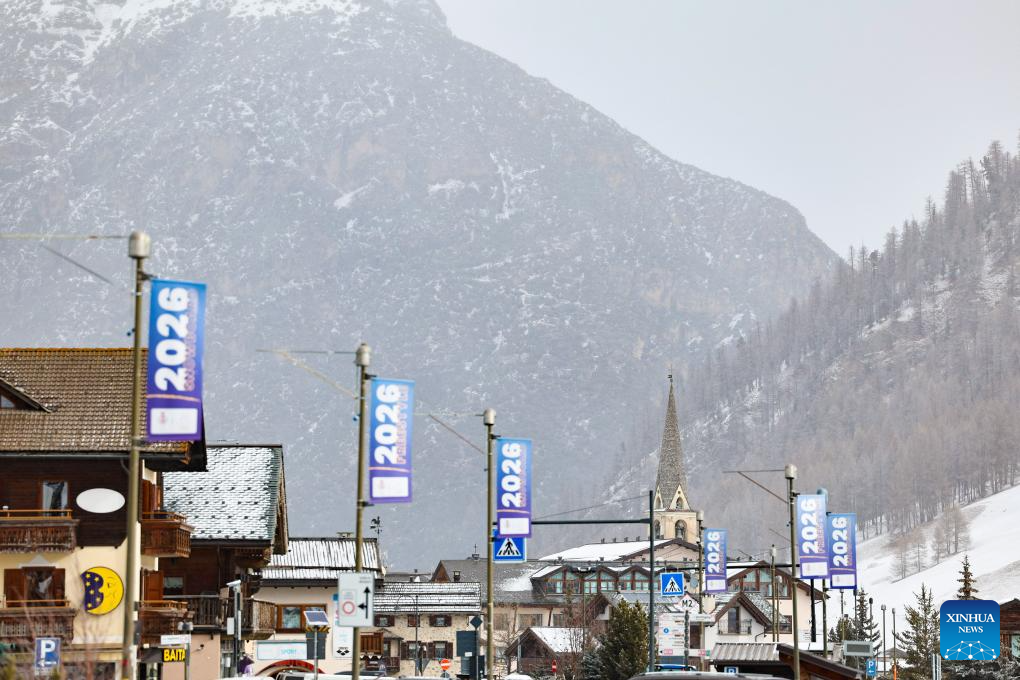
[163,576,184,596]
[726,608,739,635]
[41,482,68,512]
[433,641,451,659]
[654,521,662,539]
[374,614,393,627]
[430,615,450,627]
[407,614,420,627]
[277,604,326,632]
[674,521,686,541]
[402,641,424,660]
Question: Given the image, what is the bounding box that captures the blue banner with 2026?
[797,494,829,578]
[146,279,206,442]
[703,528,727,593]
[368,378,414,503]
[496,437,532,537]
[826,513,857,589]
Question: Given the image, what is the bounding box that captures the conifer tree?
[896,584,940,680]
[595,601,648,680]
[956,554,979,600]
[852,590,880,654]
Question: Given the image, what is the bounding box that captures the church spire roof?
[654,373,689,511]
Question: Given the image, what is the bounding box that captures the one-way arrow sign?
[336,572,374,627]
[493,536,526,563]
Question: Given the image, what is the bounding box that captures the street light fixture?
[785,464,800,680]
[396,592,422,675]
[121,230,150,680]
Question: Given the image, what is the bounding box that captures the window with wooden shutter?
[3,568,27,604]
[143,571,163,602]
[429,614,450,627]
[52,569,65,603]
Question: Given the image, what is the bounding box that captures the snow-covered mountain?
[857,483,1020,632]
[0,0,835,566]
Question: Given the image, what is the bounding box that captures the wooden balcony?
[0,600,76,641]
[141,511,193,558]
[166,594,226,629]
[138,599,190,643]
[0,509,77,552]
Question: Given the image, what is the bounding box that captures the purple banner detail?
[495,438,532,537]
[368,378,414,503]
[826,513,857,589]
[797,494,829,579]
[145,279,206,442]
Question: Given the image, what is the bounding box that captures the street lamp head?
[882,604,886,612]
[226,579,241,589]
[784,464,798,480]
[355,342,371,367]
[483,408,496,426]
[128,231,151,260]
[770,545,777,560]
[696,510,704,523]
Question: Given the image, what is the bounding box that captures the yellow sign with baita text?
[163,648,188,663]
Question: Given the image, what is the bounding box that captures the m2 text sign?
[703,528,727,593]
[797,494,829,578]
[146,279,206,441]
[495,437,532,537]
[826,513,857,588]
[368,378,414,503]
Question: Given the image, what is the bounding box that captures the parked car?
[629,673,783,680]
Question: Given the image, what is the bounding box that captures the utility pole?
[483,408,496,680]
[648,490,655,672]
[822,579,829,658]
[892,608,897,680]
[770,545,778,642]
[786,464,801,680]
[121,230,150,680]
[881,604,887,680]
[352,343,371,680]
[696,510,704,669]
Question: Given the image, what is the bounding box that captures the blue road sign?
[493,535,526,563]
[35,637,60,673]
[659,572,685,596]
[866,659,877,677]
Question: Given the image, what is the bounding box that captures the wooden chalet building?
[1001,598,1020,660]
[0,348,205,677]
[161,444,289,679]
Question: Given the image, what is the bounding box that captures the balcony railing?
[166,594,226,629]
[139,599,190,642]
[0,600,76,641]
[141,511,193,558]
[0,509,77,553]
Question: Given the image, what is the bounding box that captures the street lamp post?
[881,604,887,679]
[352,343,371,680]
[785,464,801,680]
[397,593,422,675]
[892,608,897,680]
[770,545,778,642]
[121,230,150,680]
[696,510,704,669]
[483,408,496,680]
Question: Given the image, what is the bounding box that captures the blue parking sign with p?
[866,659,877,677]
[35,637,60,672]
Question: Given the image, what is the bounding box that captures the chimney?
[453,570,462,583]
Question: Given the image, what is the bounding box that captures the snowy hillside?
[857,483,1020,629]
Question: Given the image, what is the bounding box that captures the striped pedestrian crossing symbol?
[659,572,685,596]
[493,535,526,562]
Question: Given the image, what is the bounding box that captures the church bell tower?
[652,374,700,543]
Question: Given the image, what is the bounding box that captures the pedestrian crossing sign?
[659,572,685,596]
[493,535,526,563]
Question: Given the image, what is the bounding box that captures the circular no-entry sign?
[440,659,452,671]
[341,601,356,615]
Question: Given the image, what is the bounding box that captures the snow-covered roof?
[374,582,481,613]
[262,537,381,583]
[539,539,669,562]
[163,445,286,544]
[529,627,586,654]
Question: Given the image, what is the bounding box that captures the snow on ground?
[854,483,1020,633]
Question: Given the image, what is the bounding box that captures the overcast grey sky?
[435,0,1020,254]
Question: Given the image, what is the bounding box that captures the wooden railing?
[166,594,226,628]
[140,511,193,557]
[0,600,76,640]
[139,599,190,641]
[0,509,77,552]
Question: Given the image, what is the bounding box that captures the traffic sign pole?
[484,409,496,680]
[352,343,371,680]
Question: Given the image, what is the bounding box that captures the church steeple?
[651,373,697,542]
[654,373,689,512]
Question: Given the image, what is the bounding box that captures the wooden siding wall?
[0,460,134,546]
[160,546,226,595]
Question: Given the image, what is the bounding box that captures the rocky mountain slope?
[0,0,835,566]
